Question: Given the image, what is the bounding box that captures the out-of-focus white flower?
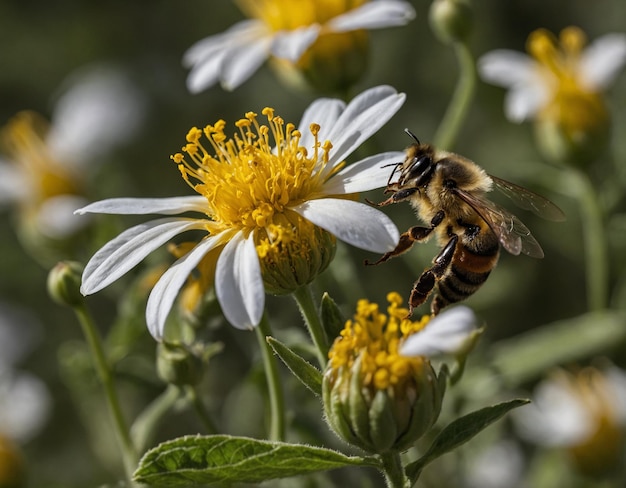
[0,64,146,239]
[466,440,526,488]
[0,302,50,444]
[184,0,415,92]
[514,365,626,476]
[77,85,405,339]
[478,26,626,123]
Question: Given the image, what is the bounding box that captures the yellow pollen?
[172,109,335,236]
[328,292,430,391]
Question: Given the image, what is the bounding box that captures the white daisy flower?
[77,85,405,339]
[478,26,626,123]
[184,0,416,92]
[0,64,146,239]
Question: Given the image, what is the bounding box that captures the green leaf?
[405,398,529,482]
[267,336,323,396]
[133,435,375,486]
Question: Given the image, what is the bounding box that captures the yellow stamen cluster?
[171,109,341,294]
[328,292,430,391]
[172,108,338,236]
[237,0,367,31]
[527,27,608,138]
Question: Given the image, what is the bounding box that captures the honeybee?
[366,129,565,316]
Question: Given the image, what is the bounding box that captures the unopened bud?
[47,261,84,307]
[429,0,473,44]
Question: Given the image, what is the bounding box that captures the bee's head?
[399,129,436,188]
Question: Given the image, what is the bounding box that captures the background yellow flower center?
[237,0,367,30]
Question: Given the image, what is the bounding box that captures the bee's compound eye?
[408,156,432,180]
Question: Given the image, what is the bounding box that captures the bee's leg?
[365,210,444,265]
[408,234,458,316]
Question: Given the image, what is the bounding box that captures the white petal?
[323,85,406,165]
[297,98,346,150]
[327,0,416,32]
[215,231,265,329]
[75,196,208,216]
[291,198,399,252]
[272,25,321,61]
[36,194,91,239]
[323,151,404,194]
[221,35,273,90]
[81,218,207,295]
[400,306,477,357]
[504,82,550,122]
[580,33,626,89]
[146,234,229,340]
[478,50,537,88]
[184,21,269,93]
[47,64,146,166]
[186,50,229,94]
[183,20,261,66]
[0,161,28,204]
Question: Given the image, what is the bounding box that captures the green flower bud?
[429,0,473,44]
[47,261,84,307]
[322,293,444,454]
[533,94,610,168]
[257,214,336,295]
[0,434,25,488]
[156,342,204,386]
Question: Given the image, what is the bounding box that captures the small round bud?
[47,261,84,307]
[156,342,204,386]
[429,0,473,44]
[257,216,336,295]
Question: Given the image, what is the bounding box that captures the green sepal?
[367,389,398,453]
[266,336,322,396]
[348,356,373,451]
[133,434,376,486]
[405,398,530,482]
[320,292,345,343]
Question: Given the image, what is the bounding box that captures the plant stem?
[256,314,286,441]
[73,303,137,481]
[185,384,218,434]
[380,451,409,488]
[292,285,328,368]
[433,40,477,151]
[131,384,181,453]
[571,169,608,311]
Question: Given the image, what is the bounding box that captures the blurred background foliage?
[1,0,626,486]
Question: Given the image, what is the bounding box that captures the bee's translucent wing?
[490,175,566,222]
[454,188,545,258]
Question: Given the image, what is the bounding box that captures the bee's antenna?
[404,128,420,144]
